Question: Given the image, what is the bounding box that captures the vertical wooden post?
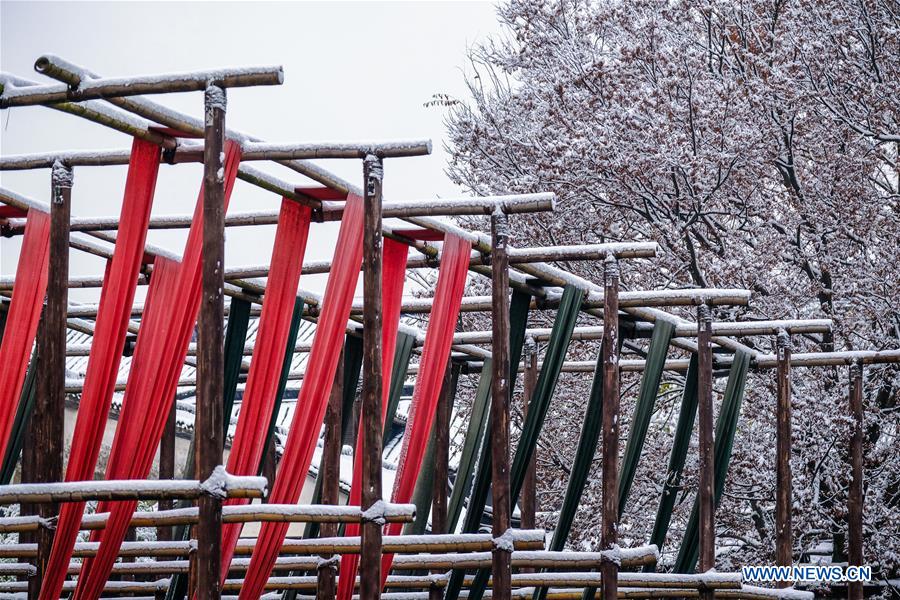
[158,403,177,542]
[490,208,512,600]
[317,352,344,600]
[30,161,71,596]
[196,84,227,600]
[847,361,864,600]
[359,154,384,600]
[431,362,456,536]
[696,304,715,590]
[261,436,278,492]
[521,336,538,533]
[775,329,793,582]
[430,365,451,600]
[600,257,620,600]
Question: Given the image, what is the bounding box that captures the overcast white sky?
[0,1,500,300]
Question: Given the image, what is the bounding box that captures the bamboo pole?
[360,154,385,600]
[0,530,555,560]
[774,330,792,583]
[847,361,864,600]
[196,83,227,600]
[1,501,415,534]
[696,304,715,599]
[0,471,267,504]
[50,548,655,577]
[0,244,653,290]
[0,140,431,168]
[1,61,283,107]
[599,257,621,600]
[445,320,832,345]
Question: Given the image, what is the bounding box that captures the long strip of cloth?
[70,141,242,600]
[236,194,365,598]
[0,209,49,463]
[372,234,471,593]
[673,349,751,573]
[38,138,163,600]
[446,286,580,600]
[334,239,412,600]
[217,198,312,576]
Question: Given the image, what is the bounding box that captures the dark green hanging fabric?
[167,297,252,600]
[302,332,362,543]
[339,334,364,448]
[0,351,37,484]
[447,289,568,600]
[446,359,492,532]
[452,290,532,536]
[509,284,584,507]
[530,345,604,600]
[221,298,253,436]
[403,365,461,536]
[673,349,751,574]
[646,354,699,565]
[617,319,675,515]
[383,331,416,443]
[259,298,305,475]
[283,331,392,600]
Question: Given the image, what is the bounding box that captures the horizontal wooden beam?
[1,60,283,108]
[21,547,651,577]
[0,529,547,559]
[0,140,433,168]
[450,319,832,344]
[0,467,266,504]
[0,571,740,595]
[77,503,416,530]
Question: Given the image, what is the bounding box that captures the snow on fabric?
[38,138,162,600]
[217,198,312,577]
[235,194,365,598]
[0,209,50,463]
[53,140,242,600]
[376,233,471,592]
[335,238,410,600]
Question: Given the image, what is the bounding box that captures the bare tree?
[442,0,899,578]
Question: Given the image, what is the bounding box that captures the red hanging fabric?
[336,238,409,600]
[217,198,312,575]
[72,257,179,597]
[235,194,365,599]
[38,138,162,600]
[378,233,471,587]
[69,141,242,600]
[0,209,50,463]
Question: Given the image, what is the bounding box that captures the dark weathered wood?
[196,84,227,600]
[158,402,176,542]
[847,361,864,600]
[490,209,512,600]
[599,257,620,600]
[261,436,278,493]
[696,304,715,599]
[317,352,344,600]
[30,162,72,596]
[521,337,538,535]
[775,330,793,583]
[359,154,384,600]
[431,363,455,536]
